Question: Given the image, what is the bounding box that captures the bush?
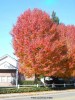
[19,80,35,85]
[19,80,43,86]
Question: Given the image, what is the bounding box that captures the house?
[0,55,18,87]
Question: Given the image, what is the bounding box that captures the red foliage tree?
[11,9,75,78]
[57,24,75,78]
[65,25,75,77]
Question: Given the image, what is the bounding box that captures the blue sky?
[0,0,75,59]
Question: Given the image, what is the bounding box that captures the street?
[0,90,75,100]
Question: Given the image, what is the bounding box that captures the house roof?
[0,61,17,70]
[0,55,18,70]
[0,54,17,61]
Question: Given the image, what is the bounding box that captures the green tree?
[51,11,59,24]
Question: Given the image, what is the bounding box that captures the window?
[7,77,12,82]
[1,77,7,82]
[0,76,16,83]
[7,76,15,83]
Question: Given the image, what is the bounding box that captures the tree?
[11,8,75,79]
[65,25,75,77]
[57,24,75,78]
[11,9,65,78]
[51,11,59,24]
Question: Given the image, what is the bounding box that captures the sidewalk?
[0,89,75,98]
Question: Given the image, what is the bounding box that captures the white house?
[0,55,18,87]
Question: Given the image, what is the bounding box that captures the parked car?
[44,76,65,87]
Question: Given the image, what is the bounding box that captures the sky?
[0,0,75,59]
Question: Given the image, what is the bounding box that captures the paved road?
[0,90,75,100]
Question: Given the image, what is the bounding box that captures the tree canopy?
[11,9,75,78]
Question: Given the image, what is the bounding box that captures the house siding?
[0,70,16,86]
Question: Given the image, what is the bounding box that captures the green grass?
[0,87,50,94]
[0,85,75,94]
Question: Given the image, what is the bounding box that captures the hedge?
[0,87,50,94]
[19,80,35,85]
[19,80,43,86]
